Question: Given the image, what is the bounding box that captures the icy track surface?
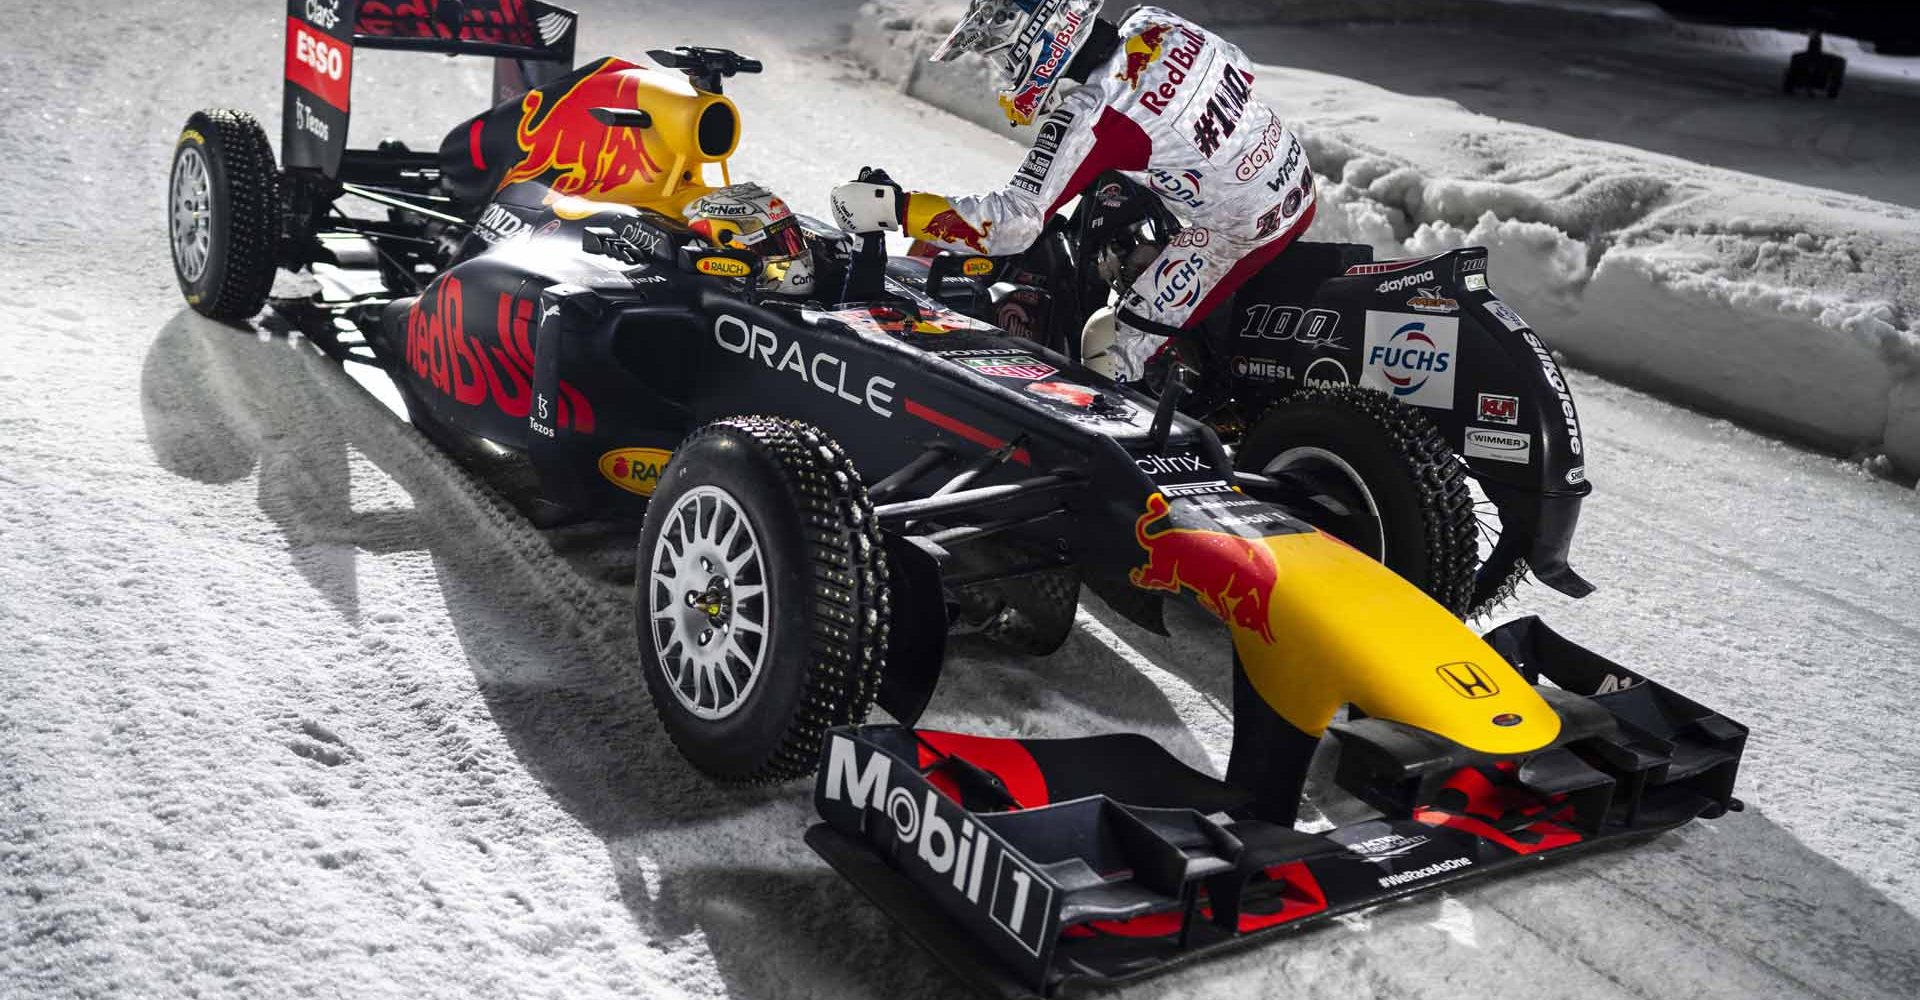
[3,1,1920,998]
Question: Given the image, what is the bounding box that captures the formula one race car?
[166,3,1745,994]
[915,173,1596,621]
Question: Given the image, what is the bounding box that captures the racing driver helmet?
[683,183,817,297]
[931,0,1105,127]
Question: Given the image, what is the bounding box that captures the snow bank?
[852,1,1920,477]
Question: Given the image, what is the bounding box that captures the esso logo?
[304,0,341,30]
[296,29,344,81]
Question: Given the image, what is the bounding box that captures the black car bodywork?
[176,3,1748,995]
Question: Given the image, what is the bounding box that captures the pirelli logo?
[1436,661,1499,699]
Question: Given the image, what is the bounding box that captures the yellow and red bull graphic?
[499,59,664,198]
[908,195,995,255]
[1116,24,1171,90]
[997,4,1089,126]
[1130,493,1278,643]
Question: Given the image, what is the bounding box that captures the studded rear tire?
[636,417,888,783]
[169,110,279,321]
[1237,386,1477,617]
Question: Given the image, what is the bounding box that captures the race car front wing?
[806,617,1746,997]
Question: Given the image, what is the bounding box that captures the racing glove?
[830,167,906,234]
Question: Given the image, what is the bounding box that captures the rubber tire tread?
[638,416,889,784]
[173,110,278,320]
[1238,385,1477,617]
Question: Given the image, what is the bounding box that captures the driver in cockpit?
[828,0,1315,382]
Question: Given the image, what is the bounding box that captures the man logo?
[1436,661,1499,699]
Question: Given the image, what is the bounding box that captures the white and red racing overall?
[903,6,1316,375]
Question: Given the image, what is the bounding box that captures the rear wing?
[283,0,578,176]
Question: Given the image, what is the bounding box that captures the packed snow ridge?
[854,0,1920,478]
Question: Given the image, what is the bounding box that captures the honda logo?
[1436,661,1499,699]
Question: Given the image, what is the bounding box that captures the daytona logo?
[1376,269,1435,294]
[823,737,1052,955]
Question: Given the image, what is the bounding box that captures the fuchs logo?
[598,448,672,497]
[956,355,1057,381]
[1477,393,1519,425]
[1152,254,1206,311]
[1131,494,1278,643]
[1147,167,1204,209]
[1436,661,1499,699]
[713,315,898,417]
[1376,269,1436,294]
[822,737,1052,955]
[1361,314,1458,409]
[1522,331,1583,455]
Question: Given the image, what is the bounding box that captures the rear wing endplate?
[283,0,578,176]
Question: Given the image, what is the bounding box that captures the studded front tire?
[636,417,889,783]
[169,110,279,321]
[1237,386,1477,617]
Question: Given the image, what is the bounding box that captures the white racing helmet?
[683,183,817,297]
[930,0,1105,127]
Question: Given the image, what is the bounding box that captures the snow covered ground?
[861,0,1920,478]
[4,1,1920,998]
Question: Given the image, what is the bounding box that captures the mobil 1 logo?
[820,735,1054,957]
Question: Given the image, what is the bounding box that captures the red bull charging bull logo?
[921,209,994,255]
[1130,493,1278,643]
[1117,24,1171,89]
[498,59,663,197]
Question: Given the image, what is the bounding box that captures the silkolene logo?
[822,737,1053,956]
[1360,312,1458,409]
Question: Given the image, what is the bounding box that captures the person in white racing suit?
[830,0,1316,379]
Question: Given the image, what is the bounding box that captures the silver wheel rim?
[647,486,770,720]
[1263,446,1386,561]
[170,145,213,283]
